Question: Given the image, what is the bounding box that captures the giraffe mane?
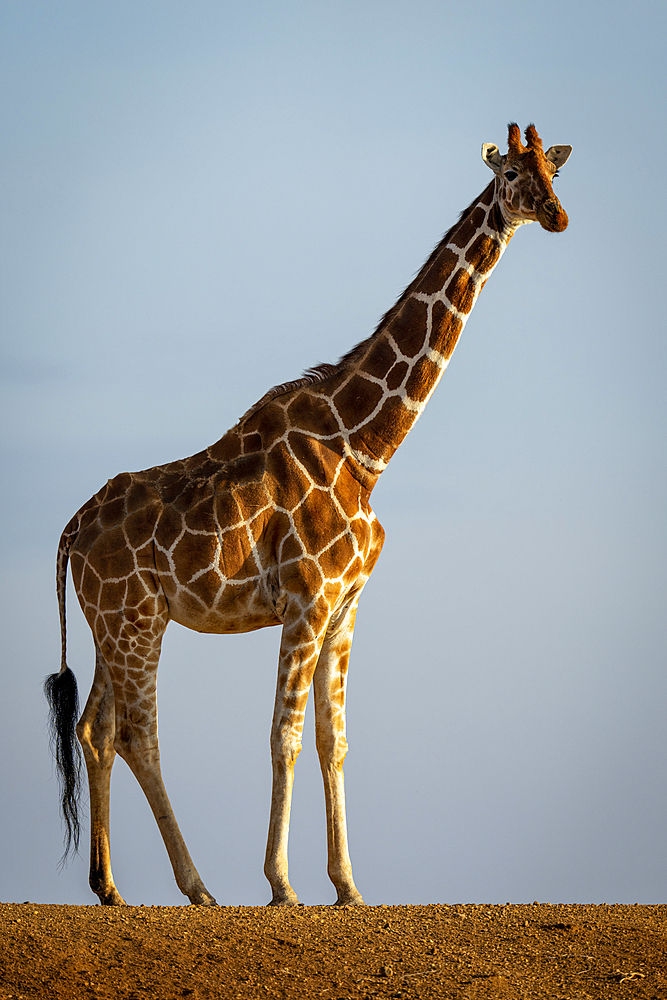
[238,180,496,424]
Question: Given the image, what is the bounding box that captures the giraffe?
[45,123,571,907]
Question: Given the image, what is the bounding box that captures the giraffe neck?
[329,178,515,486]
[209,179,516,494]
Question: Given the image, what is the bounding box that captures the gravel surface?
[2,901,666,998]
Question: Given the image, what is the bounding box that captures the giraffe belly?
[165,581,281,635]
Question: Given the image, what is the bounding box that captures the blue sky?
[1,0,666,906]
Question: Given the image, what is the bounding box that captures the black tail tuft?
[44,667,82,861]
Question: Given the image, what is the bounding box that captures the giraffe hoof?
[334,892,365,906]
[267,894,303,907]
[188,890,217,906]
[99,890,127,906]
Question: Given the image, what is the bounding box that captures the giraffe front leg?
[76,649,126,906]
[264,616,323,906]
[314,597,365,906]
[264,742,301,906]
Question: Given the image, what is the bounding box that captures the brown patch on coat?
[242,431,262,454]
[126,480,153,514]
[124,505,160,550]
[235,484,272,530]
[487,202,506,234]
[405,356,441,403]
[99,579,127,615]
[288,432,344,487]
[359,338,398,380]
[385,297,429,358]
[183,455,219,480]
[89,527,136,580]
[171,534,218,586]
[124,574,153,611]
[324,579,344,607]
[286,392,339,437]
[333,465,368,519]
[212,492,242,535]
[98,494,126,529]
[450,207,487,249]
[283,557,325,606]
[348,398,413,464]
[266,446,312,512]
[258,509,288,567]
[465,233,501,275]
[280,531,305,565]
[186,568,223,606]
[430,301,463,358]
[333,375,384,430]
[243,403,288,442]
[479,183,495,206]
[310,370,349,398]
[291,500,347,557]
[207,430,243,464]
[75,516,102,556]
[417,247,460,296]
[73,559,100,604]
[166,480,208,516]
[133,542,156,570]
[317,534,357,580]
[445,268,476,315]
[385,361,409,391]
[183,493,216,532]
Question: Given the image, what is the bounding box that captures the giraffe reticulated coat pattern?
[46,124,571,908]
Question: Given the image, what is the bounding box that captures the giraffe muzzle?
[537,198,569,233]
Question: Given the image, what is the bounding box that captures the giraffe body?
[46,124,571,906]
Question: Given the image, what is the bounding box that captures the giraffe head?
[481,123,571,232]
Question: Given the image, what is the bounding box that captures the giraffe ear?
[545,144,572,169]
[481,143,503,174]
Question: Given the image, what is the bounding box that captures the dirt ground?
[1,901,666,999]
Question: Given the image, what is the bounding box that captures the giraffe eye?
[504,169,518,181]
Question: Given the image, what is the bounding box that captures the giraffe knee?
[316,733,348,770]
[77,683,117,765]
[271,730,302,768]
[77,717,115,769]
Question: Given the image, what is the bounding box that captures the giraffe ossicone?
[45,123,571,907]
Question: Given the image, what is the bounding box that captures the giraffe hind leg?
[105,642,217,907]
[76,647,126,905]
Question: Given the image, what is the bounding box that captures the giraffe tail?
[44,518,82,860]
